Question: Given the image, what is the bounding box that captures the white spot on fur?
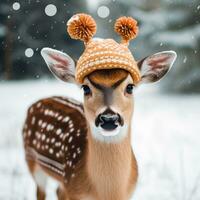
[51,138,55,143]
[56,153,60,158]
[38,120,42,126]
[31,117,36,125]
[57,116,63,121]
[56,129,62,135]
[70,128,74,133]
[36,132,41,139]
[44,109,49,115]
[63,116,69,122]
[36,102,42,108]
[37,143,40,149]
[41,134,46,141]
[42,122,47,128]
[28,130,32,136]
[73,153,76,159]
[49,148,54,154]
[69,123,73,128]
[68,136,73,143]
[49,124,54,130]
[67,161,72,167]
[76,132,80,137]
[33,139,37,145]
[55,142,61,147]
[77,147,81,154]
[29,107,33,113]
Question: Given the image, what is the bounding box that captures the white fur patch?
[90,123,128,143]
[34,168,48,191]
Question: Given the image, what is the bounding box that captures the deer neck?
[86,126,135,199]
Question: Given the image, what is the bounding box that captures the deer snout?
[95,109,123,131]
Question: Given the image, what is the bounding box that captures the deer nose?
[95,109,122,131]
[99,114,119,131]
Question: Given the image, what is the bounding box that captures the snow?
[12,2,20,11]
[97,6,110,18]
[25,48,34,58]
[45,4,57,17]
[0,80,200,199]
[152,25,200,48]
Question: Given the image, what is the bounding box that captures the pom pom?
[114,16,139,44]
[67,13,97,43]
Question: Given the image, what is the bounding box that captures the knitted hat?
[67,13,141,84]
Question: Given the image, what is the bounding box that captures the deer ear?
[137,51,177,83]
[41,48,76,83]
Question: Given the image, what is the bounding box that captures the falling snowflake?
[97,6,110,18]
[183,56,187,63]
[45,4,57,17]
[25,48,34,58]
[12,2,20,11]
[197,5,200,10]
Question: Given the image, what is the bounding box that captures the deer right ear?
[137,51,177,84]
[41,48,76,83]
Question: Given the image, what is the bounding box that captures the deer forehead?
[83,69,133,90]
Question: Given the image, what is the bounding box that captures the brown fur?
[88,69,128,88]
[23,69,138,200]
[87,129,138,200]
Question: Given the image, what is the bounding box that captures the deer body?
[23,43,176,199]
[23,96,137,200]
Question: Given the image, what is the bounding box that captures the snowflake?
[12,2,20,11]
[97,6,110,18]
[25,48,34,58]
[45,4,57,17]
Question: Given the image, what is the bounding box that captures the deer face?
[81,69,134,142]
[41,48,177,143]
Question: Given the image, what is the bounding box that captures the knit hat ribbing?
[67,13,141,84]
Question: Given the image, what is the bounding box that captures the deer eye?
[125,84,134,94]
[82,85,91,96]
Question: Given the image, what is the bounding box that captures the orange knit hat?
[67,13,141,84]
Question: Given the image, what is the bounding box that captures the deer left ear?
[41,48,76,83]
[137,51,177,83]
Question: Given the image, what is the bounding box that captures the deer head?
[41,13,177,143]
[41,47,176,143]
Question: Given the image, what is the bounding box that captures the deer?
[22,13,177,200]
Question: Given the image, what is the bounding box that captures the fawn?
[23,14,177,200]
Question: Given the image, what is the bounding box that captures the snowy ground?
[0,80,200,200]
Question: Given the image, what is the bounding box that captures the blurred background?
[0,0,200,199]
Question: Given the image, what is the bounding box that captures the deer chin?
[89,123,128,143]
[99,127,120,137]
